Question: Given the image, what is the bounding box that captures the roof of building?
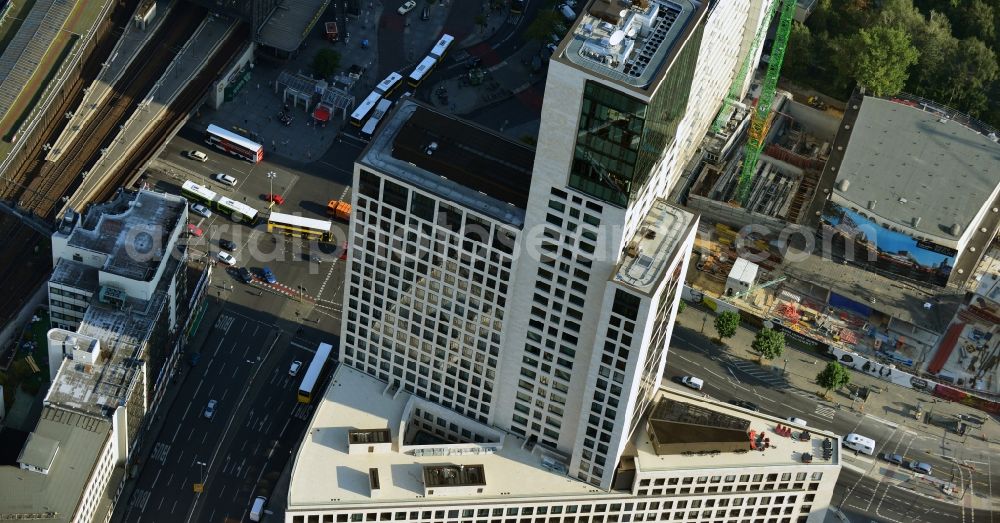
[359,101,534,227]
[613,199,695,294]
[288,366,838,510]
[65,189,185,281]
[831,96,1000,241]
[556,0,704,92]
[728,258,759,285]
[256,0,330,52]
[0,407,111,521]
[18,433,60,470]
[634,388,841,472]
[49,258,99,292]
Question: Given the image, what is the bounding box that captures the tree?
[934,37,999,114]
[783,23,815,81]
[475,14,487,32]
[816,361,851,396]
[751,328,785,362]
[312,49,341,78]
[837,25,919,95]
[713,310,740,343]
[524,10,560,44]
[677,300,687,315]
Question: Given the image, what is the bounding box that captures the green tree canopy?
[524,10,560,43]
[714,310,740,341]
[816,361,851,394]
[837,25,919,96]
[312,49,341,78]
[751,328,785,362]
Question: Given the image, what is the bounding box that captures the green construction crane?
[737,0,797,206]
[709,0,781,135]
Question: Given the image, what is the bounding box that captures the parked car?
[289,360,302,376]
[680,375,704,391]
[190,203,212,218]
[189,352,201,366]
[186,223,203,237]
[421,6,429,19]
[203,399,218,419]
[882,453,904,465]
[909,461,932,475]
[219,238,237,251]
[787,417,808,427]
[261,267,277,284]
[264,193,285,205]
[728,399,759,411]
[214,173,238,186]
[397,0,416,14]
[217,251,237,266]
[237,267,254,284]
[186,150,208,162]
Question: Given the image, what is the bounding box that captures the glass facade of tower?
[568,24,705,207]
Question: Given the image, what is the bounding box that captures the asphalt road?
[665,322,998,523]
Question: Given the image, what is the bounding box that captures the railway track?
[13,6,205,220]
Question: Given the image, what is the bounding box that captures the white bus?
[359,99,393,140]
[297,342,334,403]
[407,55,438,87]
[205,124,263,163]
[216,195,259,225]
[350,91,383,127]
[267,212,334,242]
[429,34,454,60]
[374,72,403,96]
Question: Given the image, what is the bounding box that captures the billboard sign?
[820,203,956,286]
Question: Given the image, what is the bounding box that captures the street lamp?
[195,460,207,483]
[266,171,277,207]
[782,358,788,376]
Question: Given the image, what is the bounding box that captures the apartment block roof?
[613,199,695,295]
[359,101,534,227]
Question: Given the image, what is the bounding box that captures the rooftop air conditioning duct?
[836,179,850,192]
[950,223,962,236]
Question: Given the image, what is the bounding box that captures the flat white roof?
[288,366,597,509]
[634,388,841,472]
[728,257,759,285]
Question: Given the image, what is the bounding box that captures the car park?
[190,203,212,218]
[261,267,277,284]
[289,360,302,376]
[237,267,254,284]
[728,399,759,411]
[680,375,704,391]
[882,453,904,465]
[186,150,208,162]
[219,238,236,251]
[203,399,218,419]
[217,251,237,266]
[397,0,416,14]
[214,173,238,186]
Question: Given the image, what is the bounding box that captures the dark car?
[219,238,237,251]
[728,399,759,411]
[882,453,904,465]
[261,267,277,284]
[189,353,201,366]
[237,267,253,284]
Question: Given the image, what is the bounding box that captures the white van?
[842,433,875,455]
[249,496,266,522]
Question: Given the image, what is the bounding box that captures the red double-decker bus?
[205,124,264,163]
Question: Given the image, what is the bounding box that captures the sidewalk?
[673,304,1000,447]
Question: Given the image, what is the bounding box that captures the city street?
[665,308,999,523]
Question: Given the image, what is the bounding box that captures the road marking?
[193,378,203,397]
[182,402,191,421]
[866,414,900,429]
[814,404,836,420]
[703,368,725,380]
[171,424,181,443]
[290,340,316,352]
[151,469,162,490]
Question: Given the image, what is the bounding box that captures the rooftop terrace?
[557,0,703,91]
[360,101,534,227]
[613,199,695,294]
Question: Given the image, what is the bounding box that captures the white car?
[190,203,212,218]
[217,251,237,266]
[203,399,218,419]
[214,173,238,186]
[787,417,808,427]
[397,0,416,14]
[186,150,208,162]
[289,360,302,376]
[681,375,704,391]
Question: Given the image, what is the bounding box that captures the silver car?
[190,203,212,218]
[214,173,238,186]
[203,399,218,419]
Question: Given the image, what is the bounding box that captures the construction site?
[676,0,1000,398]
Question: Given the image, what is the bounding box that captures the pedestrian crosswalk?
[814,404,837,420]
[292,403,313,421]
[130,489,151,512]
[150,442,170,463]
[216,314,234,332]
[507,14,522,24]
